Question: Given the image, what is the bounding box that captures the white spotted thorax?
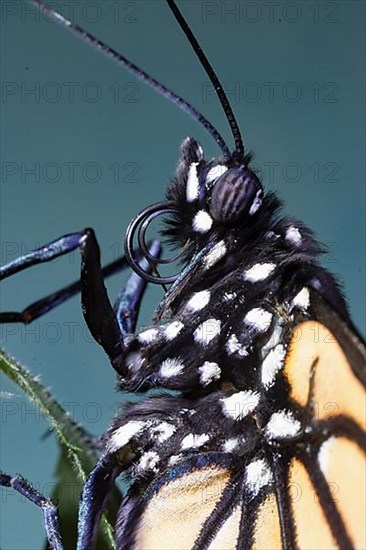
[185,290,211,312]
[163,320,184,340]
[117,143,319,447]
[108,420,148,453]
[223,438,239,453]
[160,357,185,378]
[137,451,160,472]
[194,318,221,346]
[3,4,361,546]
[198,361,221,386]
[107,135,343,526]
[226,334,248,357]
[244,263,276,283]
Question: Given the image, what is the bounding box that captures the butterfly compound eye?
[209,167,262,224]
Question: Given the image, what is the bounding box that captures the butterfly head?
[164,137,263,249]
[125,138,267,287]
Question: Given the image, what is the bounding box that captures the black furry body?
[113,150,349,395]
[1,1,364,548]
[104,142,363,548]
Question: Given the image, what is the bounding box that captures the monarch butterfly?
[1,0,365,549]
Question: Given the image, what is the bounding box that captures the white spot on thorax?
[152,422,176,443]
[206,164,228,183]
[223,291,237,301]
[318,436,337,474]
[243,262,276,282]
[194,318,221,346]
[108,420,147,452]
[198,361,221,386]
[226,334,248,357]
[221,390,260,421]
[181,433,209,450]
[223,438,239,452]
[186,162,200,202]
[285,226,302,245]
[160,357,185,378]
[192,210,213,233]
[246,459,273,496]
[138,328,158,344]
[266,410,301,439]
[185,290,211,312]
[163,320,184,340]
[244,308,273,332]
[291,287,310,310]
[203,240,227,269]
[261,344,286,388]
[138,451,160,471]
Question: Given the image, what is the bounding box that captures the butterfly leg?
[77,454,124,550]
[0,471,63,550]
[0,247,131,325]
[79,230,162,363]
[0,229,122,362]
[0,229,161,368]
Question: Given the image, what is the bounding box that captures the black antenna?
[30,0,231,159]
[166,0,244,158]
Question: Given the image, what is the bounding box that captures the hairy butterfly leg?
[0,232,85,281]
[0,252,131,325]
[77,454,125,550]
[81,233,162,366]
[0,235,160,337]
[0,229,162,368]
[0,229,120,360]
[0,471,63,550]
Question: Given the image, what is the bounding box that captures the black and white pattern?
[104,138,364,548]
[112,137,349,398]
[0,1,365,549]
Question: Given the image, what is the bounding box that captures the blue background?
[1,1,365,548]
